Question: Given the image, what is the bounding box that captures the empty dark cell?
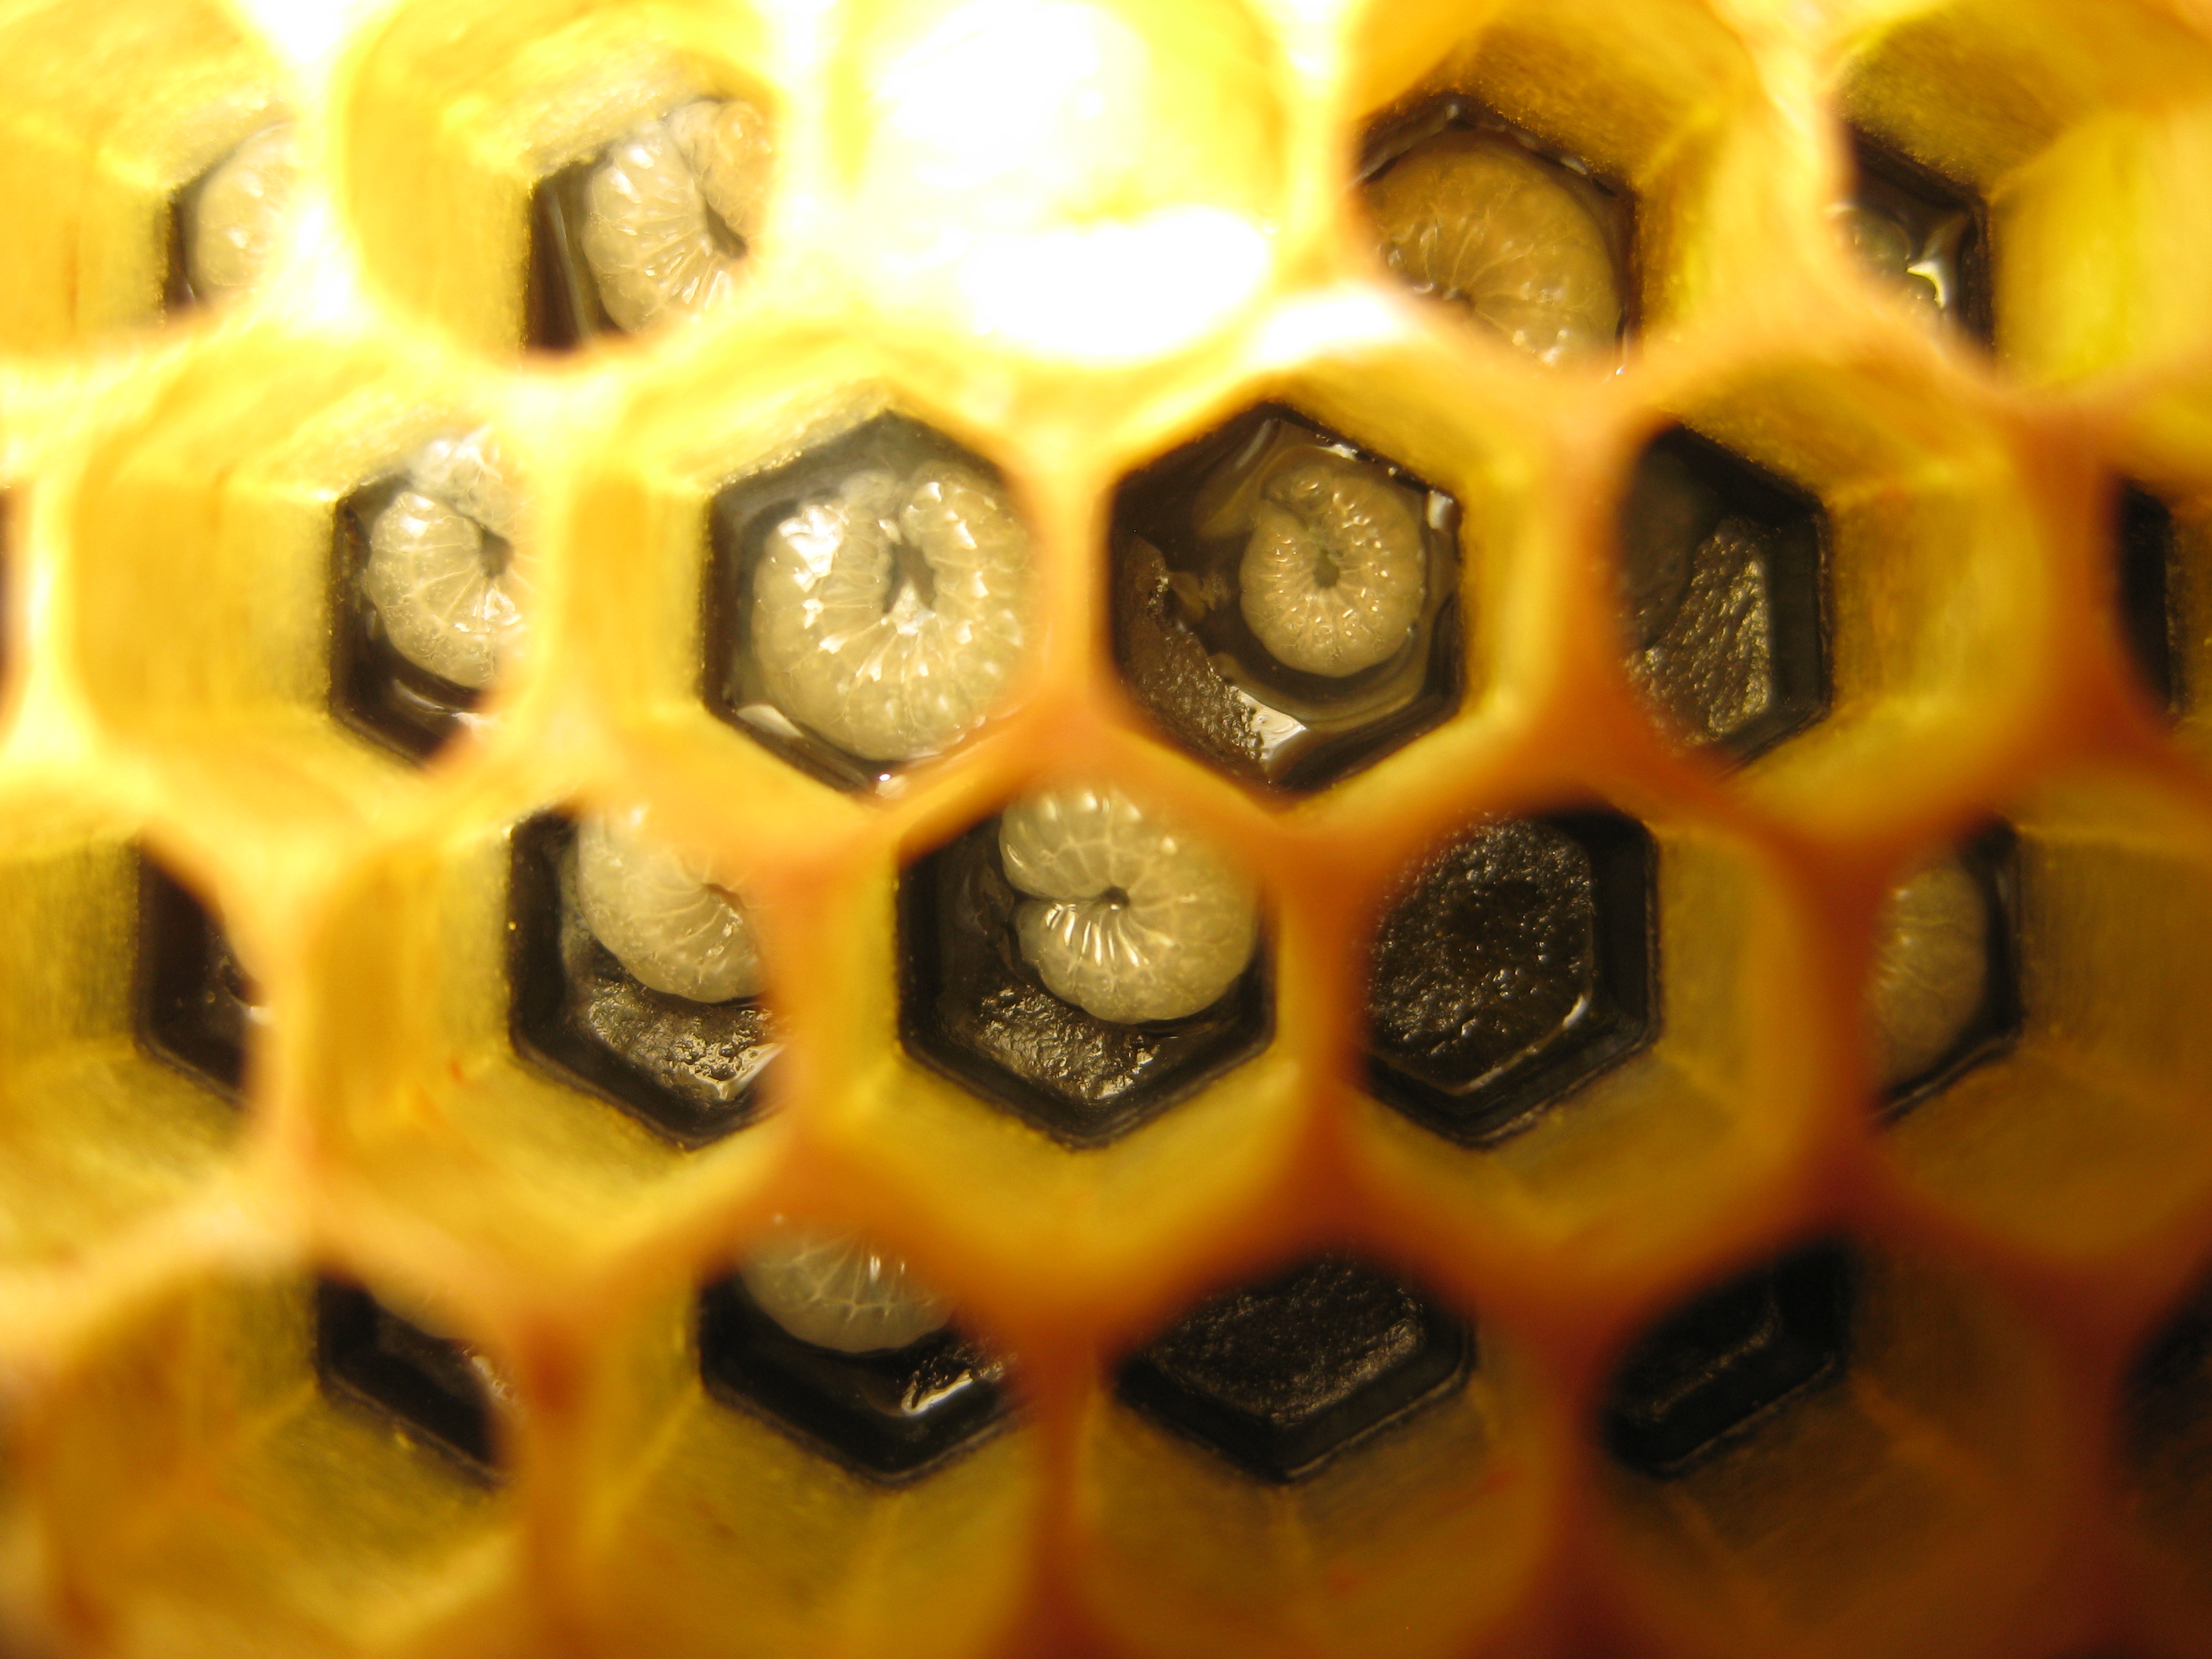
[699,1274,1006,1480]
[330,474,486,761]
[2117,484,2180,713]
[1111,404,1462,793]
[1118,1255,1473,1483]
[316,1278,499,1476]
[897,816,1271,1147]
[1603,1244,1851,1477]
[509,815,779,1148]
[2127,1279,2212,1486]
[1878,823,2023,1121]
[137,852,258,1098]
[1368,813,1656,1146]
[1843,133,1992,342]
[1620,427,1829,761]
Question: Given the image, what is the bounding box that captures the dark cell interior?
[1367,813,1656,1145]
[1110,403,1462,793]
[316,1278,499,1476]
[698,1273,1006,1480]
[2117,483,2181,714]
[1118,1254,1473,1482]
[897,813,1271,1147]
[1844,131,1993,342]
[525,157,614,351]
[1602,1244,1851,1476]
[2128,1277,2212,1481]
[508,813,779,1147]
[704,411,1011,790]
[1619,426,1830,761]
[136,850,258,1099]
[1878,822,2024,1121]
[330,473,490,762]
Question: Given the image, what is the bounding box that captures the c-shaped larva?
[1365,130,1622,363]
[187,124,298,304]
[363,428,529,691]
[1867,853,1990,1088]
[1239,449,1428,677]
[998,783,1258,1024]
[751,461,1033,762]
[739,1227,952,1354]
[573,812,763,1003]
[581,98,773,333]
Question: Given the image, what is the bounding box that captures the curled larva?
[998,784,1258,1023]
[752,461,1032,762]
[186,124,298,304]
[1867,854,1990,1088]
[740,1229,951,1354]
[1239,449,1427,676]
[573,812,762,1002]
[1366,130,1622,363]
[363,429,528,691]
[581,98,773,333]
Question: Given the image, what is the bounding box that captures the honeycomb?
[3,0,2212,1654]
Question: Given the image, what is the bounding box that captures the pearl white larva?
[579,98,773,333]
[750,460,1033,763]
[1238,449,1428,678]
[998,783,1258,1024]
[739,1229,952,1354]
[1366,129,1622,364]
[362,428,528,691]
[573,813,763,1003]
[185,124,298,304]
[1868,853,1991,1090]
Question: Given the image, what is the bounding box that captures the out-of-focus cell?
[531,96,773,345]
[2117,483,2180,713]
[898,787,1271,1146]
[138,848,261,1101]
[1871,828,2019,1115]
[1112,404,1461,792]
[1115,1254,1473,1482]
[316,1279,506,1477]
[1602,1244,1851,1475]
[997,784,1258,1025]
[1839,133,1990,341]
[1361,104,1626,364]
[178,123,298,307]
[1618,427,1828,760]
[708,412,1035,788]
[701,1260,1006,1479]
[510,815,781,1148]
[1366,814,1655,1147]
[336,428,527,760]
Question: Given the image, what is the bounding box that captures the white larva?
[751,460,1033,763]
[580,98,773,334]
[1867,853,1991,1088]
[186,123,298,304]
[739,1228,951,1354]
[1366,130,1622,364]
[363,428,528,691]
[998,783,1258,1024]
[1239,449,1427,677]
[573,811,762,1002]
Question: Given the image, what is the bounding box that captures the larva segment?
[738,1230,952,1355]
[179,123,297,307]
[1238,450,1428,677]
[1870,827,2018,1115]
[573,813,762,1004]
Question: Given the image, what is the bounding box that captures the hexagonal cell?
[1839,131,1992,340]
[1618,425,1830,761]
[2116,481,2180,712]
[331,427,529,761]
[138,848,262,1099]
[705,411,1037,790]
[1366,813,1656,1146]
[1116,1254,1473,1483]
[898,782,1271,1146]
[699,1236,1007,1480]
[1868,824,2020,1119]
[166,122,298,312]
[1359,96,1632,363]
[1111,403,1462,792]
[527,95,773,348]
[317,1277,501,1477]
[510,812,781,1149]
[1601,1244,1849,1475]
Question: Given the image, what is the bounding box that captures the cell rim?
[314,1276,502,1481]
[135,846,255,1102]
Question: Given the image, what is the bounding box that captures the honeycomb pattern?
[3,1,2212,1657]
